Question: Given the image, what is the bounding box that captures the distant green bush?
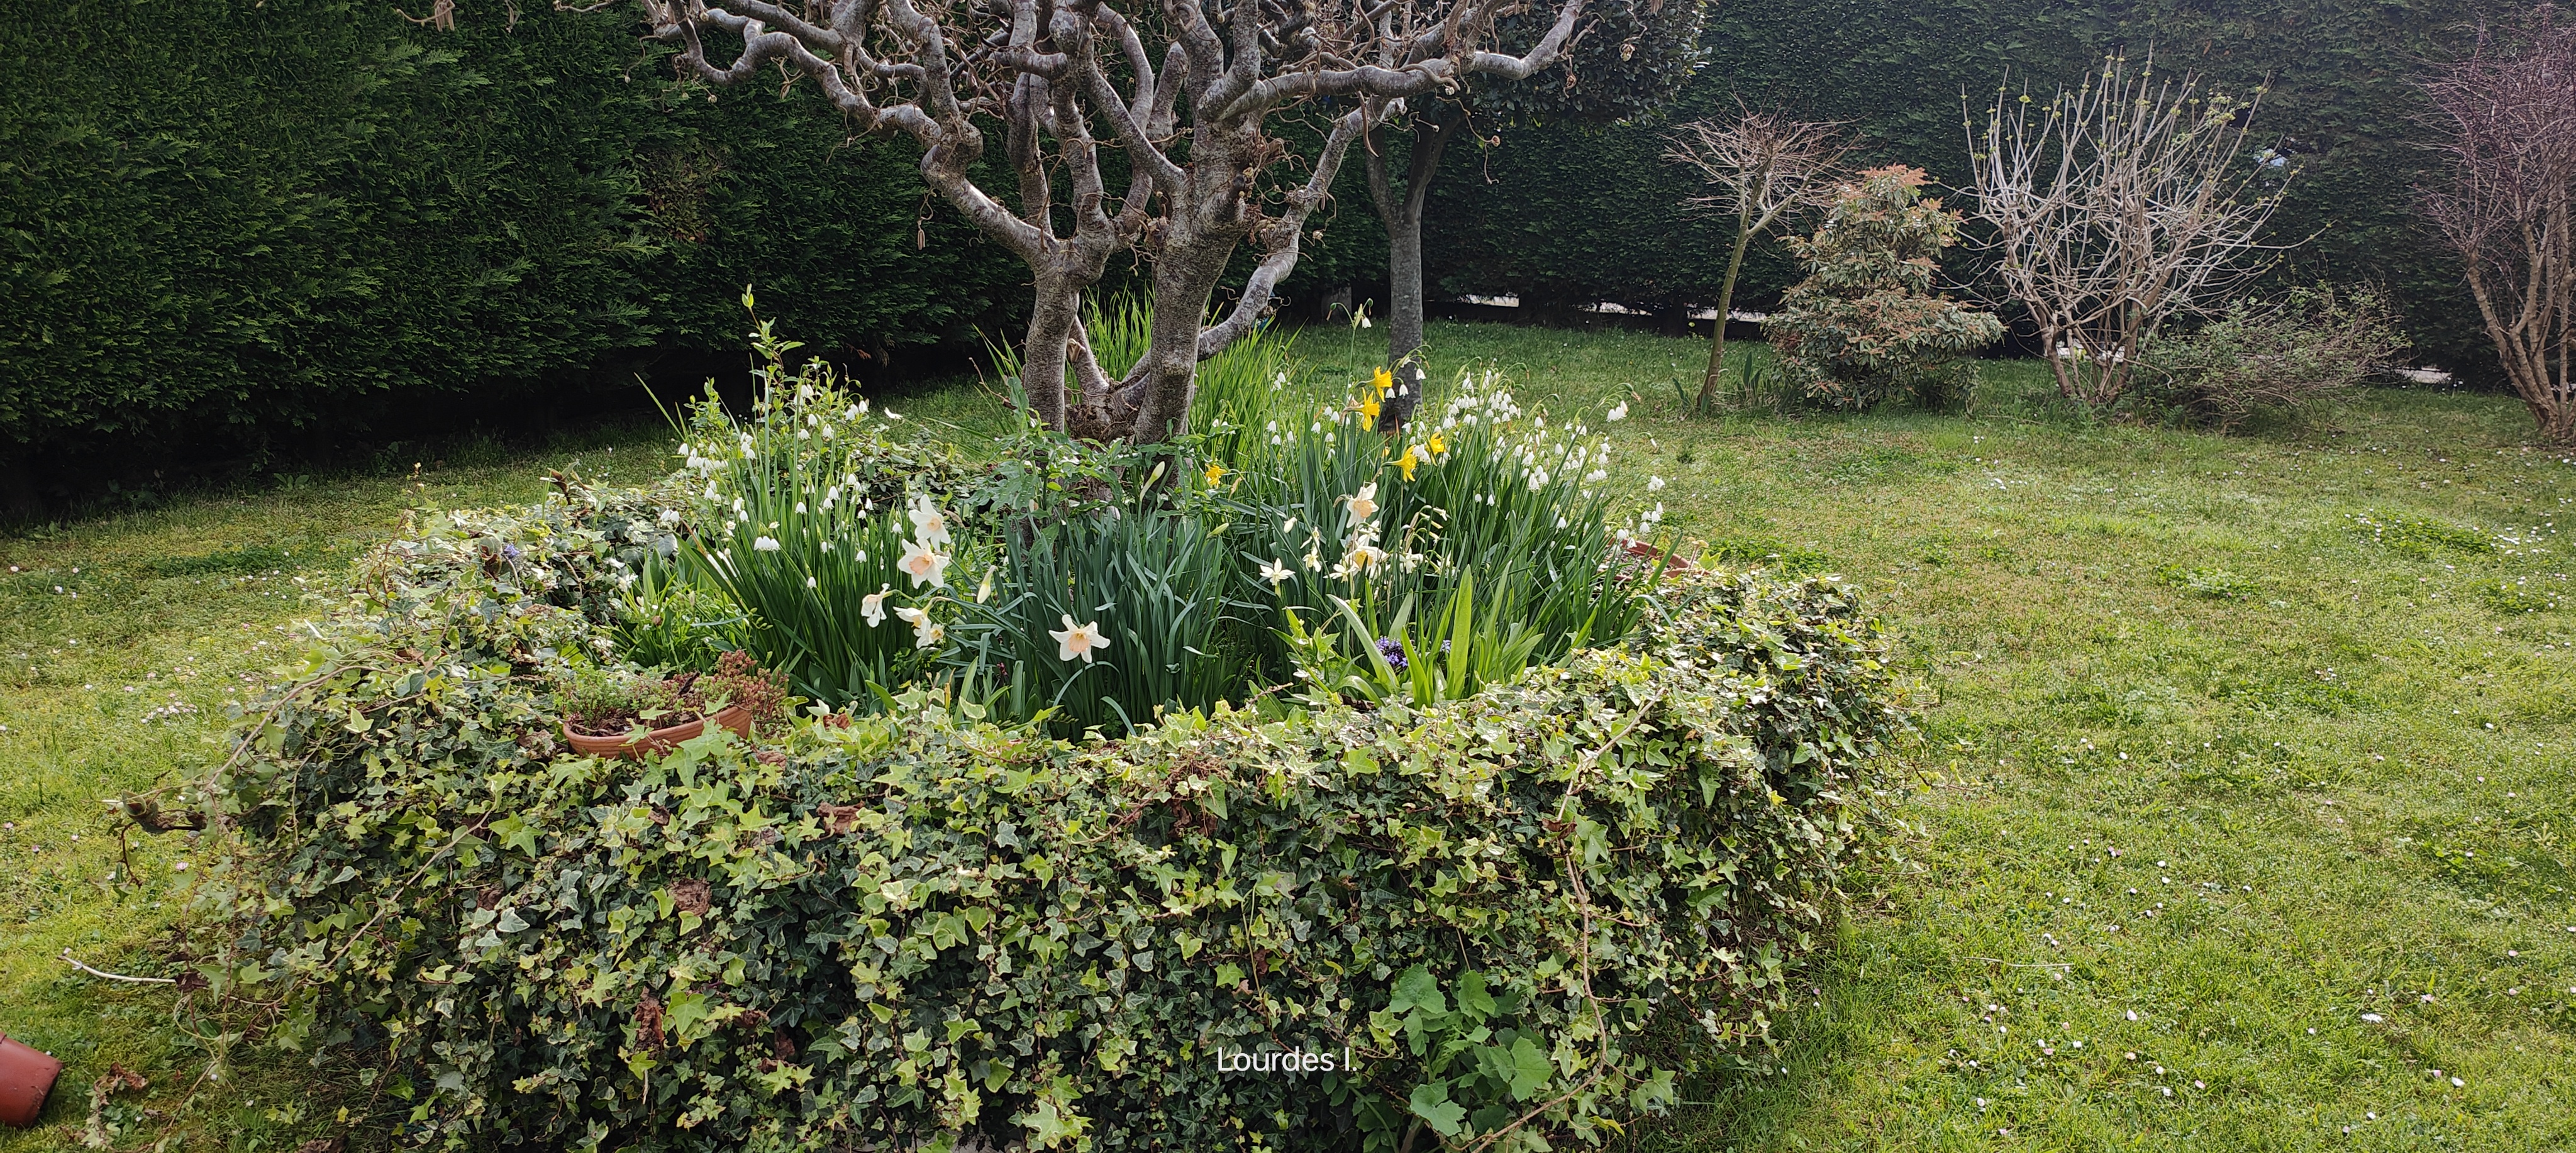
[208,482,1909,1152]
[2136,287,2409,432]
[1763,167,2001,411]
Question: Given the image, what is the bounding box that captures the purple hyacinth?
[1375,637,1407,673]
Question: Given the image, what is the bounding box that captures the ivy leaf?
[1506,1036,1551,1101]
[1407,1081,1467,1135]
[1389,964,1445,1017]
[1455,970,1496,1021]
[494,907,528,933]
[489,814,539,856]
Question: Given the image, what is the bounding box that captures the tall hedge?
[0,0,1019,506]
[1411,0,2497,377]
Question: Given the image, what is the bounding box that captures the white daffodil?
[895,605,943,648]
[908,494,952,547]
[1051,614,1109,663]
[1259,558,1294,584]
[753,536,782,552]
[861,585,892,627]
[897,539,951,588]
[1344,482,1379,524]
[1344,541,1387,571]
[974,567,996,604]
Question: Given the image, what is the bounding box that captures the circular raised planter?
[563,703,755,760]
[0,1033,62,1128]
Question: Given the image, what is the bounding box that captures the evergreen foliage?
[1765,167,2003,409]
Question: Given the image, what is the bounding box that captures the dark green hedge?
[0,0,1019,500]
[1411,0,2496,376]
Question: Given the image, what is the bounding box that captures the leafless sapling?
[1663,104,1847,411]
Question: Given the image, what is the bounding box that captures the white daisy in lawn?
[907,494,952,548]
[1051,615,1109,663]
[860,585,892,627]
[1343,482,1379,524]
[897,538,951,588]
[1258,558,1294,585]
[894,605,943,648]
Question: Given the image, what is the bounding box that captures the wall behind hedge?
[1413,0,2495,375]
[0,0,1021,507]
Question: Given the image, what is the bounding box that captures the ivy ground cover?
[3,322,2574,1149]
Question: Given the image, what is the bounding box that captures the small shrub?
[2135,286,2408,432]
[1763,166,2004,411]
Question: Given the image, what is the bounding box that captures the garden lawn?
[4,321,2572,1150]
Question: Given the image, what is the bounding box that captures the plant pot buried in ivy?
[0,1032,62,1128]
[562,702,758,760]
[554,651,786,761]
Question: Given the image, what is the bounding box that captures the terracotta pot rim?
[561,702,755,759]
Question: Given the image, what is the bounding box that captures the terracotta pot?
[562,703,755,760]
[1623,540,1697,572]
[0,1032,62,1128]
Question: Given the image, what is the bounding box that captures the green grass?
[5,320,2572,1149]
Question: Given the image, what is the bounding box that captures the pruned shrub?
[201,486,1909,1152]
[2135,286,2409,432]
[1763,166,2004,411]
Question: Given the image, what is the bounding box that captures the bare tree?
[1964,57,2297,409]
[633,0,1587,443]
[1663,104,1846,411]
[2422,4,2576,443]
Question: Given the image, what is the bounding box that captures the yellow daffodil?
[1393,446,1419,480]
[1425,431,1448,456]
[1204,461,1229,487]
[1372,367,1394,395]
[1357,397,1381,421]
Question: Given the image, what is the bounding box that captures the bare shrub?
[1965,57,2299,410]
[2421,4,2576,443]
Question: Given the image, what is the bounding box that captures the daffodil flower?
[974,567,996,604]
[897,539,951,588]
[1259,558,1294,584]
[894,605,942,648]
[1204,461,1229,487]
[1393,446,1419,480]
[907,494,952,548]
[860,584,892,627]
[1344,482,1379,524]
[1050,614,1109,663]
[1372,367,1394,395]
